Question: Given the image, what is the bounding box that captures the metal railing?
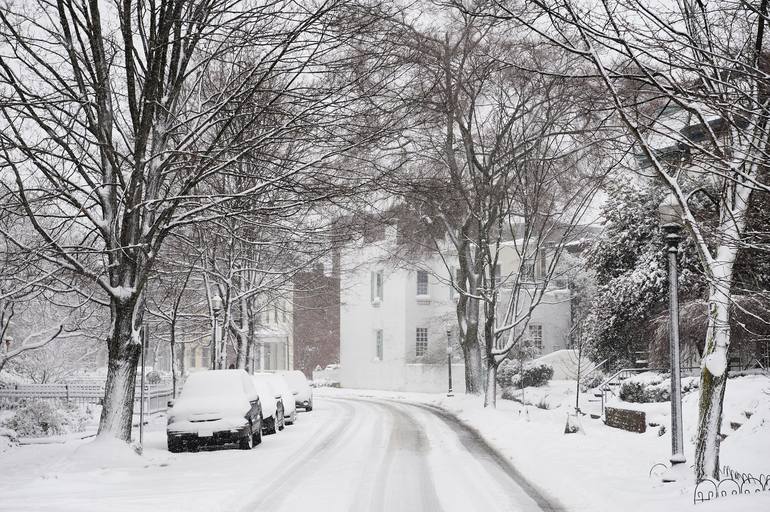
[593,366,700,415]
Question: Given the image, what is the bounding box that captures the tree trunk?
[695,277,733,480]
[98,301,142,441]
[170,328,177,398]
[235,328,247,369]
[484,361,497,408]
[461,339,483,394]
[458,287,483,393]
[179,343,186,386]
[246,304,256,373]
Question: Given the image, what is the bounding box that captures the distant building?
[339,220,579,393]
[292,259,341,379]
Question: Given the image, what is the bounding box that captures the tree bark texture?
[98,301,142,441]
[695,279,733,480]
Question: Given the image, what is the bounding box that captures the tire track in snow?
[236,398,357,512]
[363,399,445,512]
[407,401,564,512]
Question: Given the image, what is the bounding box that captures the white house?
[339,222,575,393]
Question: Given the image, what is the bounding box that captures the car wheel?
[264,415,277,435]
[239,427,254,450]
[253,415,263,445]
[306,401,313,412]
[286,412,294,425]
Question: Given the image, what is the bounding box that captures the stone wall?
[604,406,646,433]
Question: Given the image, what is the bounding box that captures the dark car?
[167,369,262,452]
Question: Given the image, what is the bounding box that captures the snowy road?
[0,396,559,512]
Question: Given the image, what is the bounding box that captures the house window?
[371,270,383,303]
[416,327,428,357]
[375,329,383,360]
[417,270,429,296]
[528,324,543,351]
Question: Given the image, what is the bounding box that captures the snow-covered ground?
[0,407,332,512]
[0,374,767,511]
[319,374,770,512]
[0,397,554,512]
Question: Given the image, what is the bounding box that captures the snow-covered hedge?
[1,399,93,437]
[512,364,554,388]
[619,373,699,403]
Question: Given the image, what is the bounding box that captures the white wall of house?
[340,227,573,393]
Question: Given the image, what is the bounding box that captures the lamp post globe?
[212,293,223,317]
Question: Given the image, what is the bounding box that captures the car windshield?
[253,374,280,396]
[283,371,308,388]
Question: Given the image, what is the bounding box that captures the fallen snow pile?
[50,435,146,472]
[527,349,590,380]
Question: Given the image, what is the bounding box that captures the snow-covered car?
[263,373,297,425]
[167,369,262,452]
[279,370,313,411]
[251,374,285,435]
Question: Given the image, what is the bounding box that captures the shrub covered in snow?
[512,364,554,388]
[581,371,606,390]
[619,374,699,403]
[1,399,93,437]
[496,359,518,387]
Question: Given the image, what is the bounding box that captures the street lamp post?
[659,193,686,481]
[210,293,222,370]
[446,329,454,397]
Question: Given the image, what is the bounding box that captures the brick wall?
[293,269,340,378]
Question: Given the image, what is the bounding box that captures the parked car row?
[166,369,313,453]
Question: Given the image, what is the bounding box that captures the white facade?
[254,296,293,371]
[339,226,574,393]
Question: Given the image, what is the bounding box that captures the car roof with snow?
[182,370,258,401]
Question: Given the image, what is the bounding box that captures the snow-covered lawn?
[319,373,770,512]
[0,375,767,512]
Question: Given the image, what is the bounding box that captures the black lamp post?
[210,293,222,370]
[659,192,686,481]
[446,329,454,397]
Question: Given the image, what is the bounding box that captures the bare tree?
[381,3,607,396]
[488,0,770,478]
[0,0,403,441]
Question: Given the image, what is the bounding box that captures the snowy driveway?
[0,396,558,512]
